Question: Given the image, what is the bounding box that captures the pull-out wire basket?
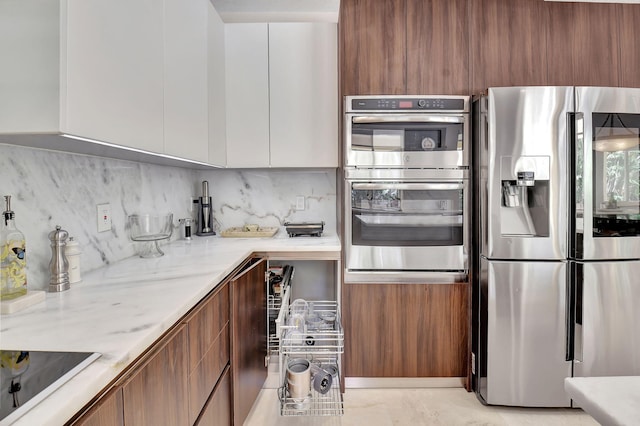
[278,301,344,417]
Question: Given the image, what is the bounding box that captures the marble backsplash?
[0,143,337,292]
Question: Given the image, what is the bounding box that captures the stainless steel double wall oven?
[344,95,471,282]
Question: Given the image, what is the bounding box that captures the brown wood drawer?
[195,365,231,426]
[187,283,229,372]
[188,324,230,424]
[71,387,124,426]
[122,324,190,426]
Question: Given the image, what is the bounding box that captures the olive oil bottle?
[1,195,27,300]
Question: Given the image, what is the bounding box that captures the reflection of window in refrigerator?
[603,150,640,202]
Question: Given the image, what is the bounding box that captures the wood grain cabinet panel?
[230,258,267,426]
[185,283,230,423]
[195,366,231,426]
[618,5,640,88]
[343,283,468,378]
[470,0,548,94]
[546,2,619,87]
[340,0,406,95]
[122,325,189,426]
[406,0,469,95]
[72,388,124,426]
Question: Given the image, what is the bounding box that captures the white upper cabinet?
[268,23,338,168]
[0,0,165,154]
[0,0,224,167]
[224,24,270,168]
[225,22,338,168]
[64,0,164,153]
[207,3,227,167]
[163,0,209,162]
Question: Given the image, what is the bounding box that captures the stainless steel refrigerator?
[473,86,640,407]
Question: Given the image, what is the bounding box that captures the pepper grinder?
[48,225,70,292]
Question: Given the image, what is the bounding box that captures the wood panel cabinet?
[618,5,640,88]
[73,388,124,426]
[340,0,406,95]
[230,258,267,426]
[185,282,230,424]
[469,0,548,94]
[122,324,189,426]
[70,254,273,426]
[195,366,231,426]
[343,283,468,378]
[343,0,640,97]
[406,0,469,95]
[546,2,619,87]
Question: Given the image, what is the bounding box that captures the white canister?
[64,237,82,283]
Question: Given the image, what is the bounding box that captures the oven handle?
[352,115,465,124]
[351,183,464,191]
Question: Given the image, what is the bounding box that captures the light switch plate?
[97,203,112,233]
[295,196,305,211]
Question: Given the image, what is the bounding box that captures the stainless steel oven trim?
[344,171,470,282]
[352,182,464,191]
[352,115,466,124]
[345,168,469,180]
[343,270,468,284]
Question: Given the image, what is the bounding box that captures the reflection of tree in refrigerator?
[605,150,640,201]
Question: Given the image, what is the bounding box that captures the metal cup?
[286,358,310,400]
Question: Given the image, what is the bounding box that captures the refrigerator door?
[573,87,640,260]
[479,258,571,407]
[483,86,572,261]
[573,260,640,377]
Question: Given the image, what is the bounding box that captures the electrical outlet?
[97,203,112,233]
[295,196,305,211]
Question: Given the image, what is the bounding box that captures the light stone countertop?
[0,233,341,426]
[565,376,640,426]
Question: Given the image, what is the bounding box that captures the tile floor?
[245,388,599,426]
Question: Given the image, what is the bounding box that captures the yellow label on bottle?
[0,239,27,300]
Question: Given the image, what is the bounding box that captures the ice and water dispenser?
[500,156,550,237]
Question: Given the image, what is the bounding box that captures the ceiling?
[210,0,340,22]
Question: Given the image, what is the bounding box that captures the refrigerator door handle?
[574,263,584,363]
[566,263,575,361]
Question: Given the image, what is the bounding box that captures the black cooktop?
[0,350,100,424]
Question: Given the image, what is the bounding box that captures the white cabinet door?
[268,23,338,168]
[163,0,209,163]
[207,3,226,167]
[63,0,164,154]
[225,24,270,168]
[0,0,61,133]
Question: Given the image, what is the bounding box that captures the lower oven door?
[345,176,469,282]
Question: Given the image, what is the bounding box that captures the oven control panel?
[349,96,467,112]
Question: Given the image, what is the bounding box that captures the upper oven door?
[345,113,469,168]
